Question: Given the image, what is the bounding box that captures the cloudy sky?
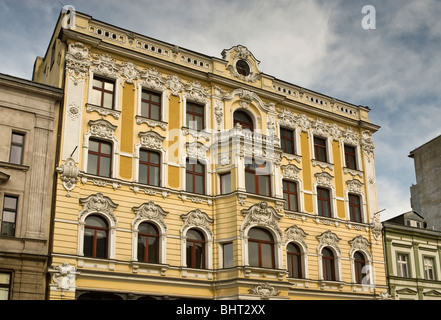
[1,0,440,221]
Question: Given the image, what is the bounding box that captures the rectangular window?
[424,257,435,280]
[245,159,271,197]
[141,89,161,121]
[344,145,357,170]
[0,273,11,300]
[349,194,362,222]
[283,180,298,212]
[87,139,112,178]
[317,187,331,217]
[139,150,160,186]
[9,132,25,165]
[219,172,231,195]
[314,137,327,162]
[186,159,205,195]
[186,102,205,131]
[91,76,115,109]
[397,253,409,278]
[1,195,18,237]
[280,128,295,154]
[222,242,234,268]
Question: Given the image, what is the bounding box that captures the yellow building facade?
[33,10,387,300]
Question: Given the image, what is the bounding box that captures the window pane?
[220,173,231,194]
[149,152,160,164]
[187,229,204,241]
[3,197,17,210]
[87,154,98,175]
[195,242,204,268]
[1,222,15,237]
[261,243,273,268]
[95,229,107,258]
[289,194,298,211]
[194,163,204,174]
[141,102,150,118]
[151,94,160,104]
[104,81,114,91]
[11,133,24,144]
[138,163,148,184]
[148,237,158,263]
[9,145,23,164]
[245,171,255,194]
[91,88,102,106]
[93,79,102,88]
[223,243,234,268]
[248,241,259,267]
[150,166,160,186]
[137,236,146,262]
[89,140,100,152]
[2,211,16,223]
[103,92,113,109]
[83,229,94,257]
[186,173,193,193]
[100,142,112,155]
[194,175,204,194]
[99,157,111,177]
[150,105,160,120]
[258,175,271,196]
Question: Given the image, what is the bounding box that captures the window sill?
[312,159,334,170]
[0,161,29,172]
[319,279,345,291]
[178,191,212,206]
[243,266,287,280]
[136,115,167,130]
[180,267,214,280]
[86,103,121,119]
[132,261,169,276]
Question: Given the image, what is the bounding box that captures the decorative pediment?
[281,164,301,180]
[317,230,341,254]
[139,67,166,91]
[347,179,364,194]
[185,81,209,103]
[132,201,168,232]
[119,61,140,86]
[181,209,213,237]
[65,42,90,83]
[241,202,283,237]
[343,127,360,146]
[88,119,117,139]
[315,172,334,188]
[165,75,185,96]
[91,53,120,78]
[186,141,209,163]
[396,288,418,295]
[222,45,261,83]
[138,131,165,150]
[285,225,308,250]
[349,235,372,259]
[79,192,118,223]
[424,289,441,297]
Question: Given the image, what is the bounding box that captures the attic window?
[236,60,250,76]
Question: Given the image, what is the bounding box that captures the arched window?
[137,222,159,264]
[233,110,253,131]
[248,227,275,269]
[354,251,366,284]
[287,243,302,278]
[322,247,336,281]
[84,215,108,258]
[186,229,206,269]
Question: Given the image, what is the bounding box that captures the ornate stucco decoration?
[185,81,209,103]
[165,75,185,97]
[185,141,209,163]
[56,157,80,196]
[79,193,118,224]
[50,263,76,292]
[88,119,117,139]
[317,230,341,254]
[223,88,275,115]
[249,282,280,299]
[65,42,90,85]
[285,225,308,250]
[312,118,330,138]
[119,61,140,87]
[214,99,224,131]
[139,67,166,91]
[222,45,261,83]
[180,209,213,236]
[343,127,360,146]
[91,53,120,78]
[315,172,334,188]
[346,179,364,194]
[349,235,372,259]
[132,201,168,232]
[277,108,298,130]
[370,210,383,242]
[241,202,283,238]
[139,131,165,150]
[361,130,375,159]
[281,164,301,180]
[328,123,342,141]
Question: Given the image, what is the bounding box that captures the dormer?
[221,45,261,83]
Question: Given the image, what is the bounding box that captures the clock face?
[236,59,250,76]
